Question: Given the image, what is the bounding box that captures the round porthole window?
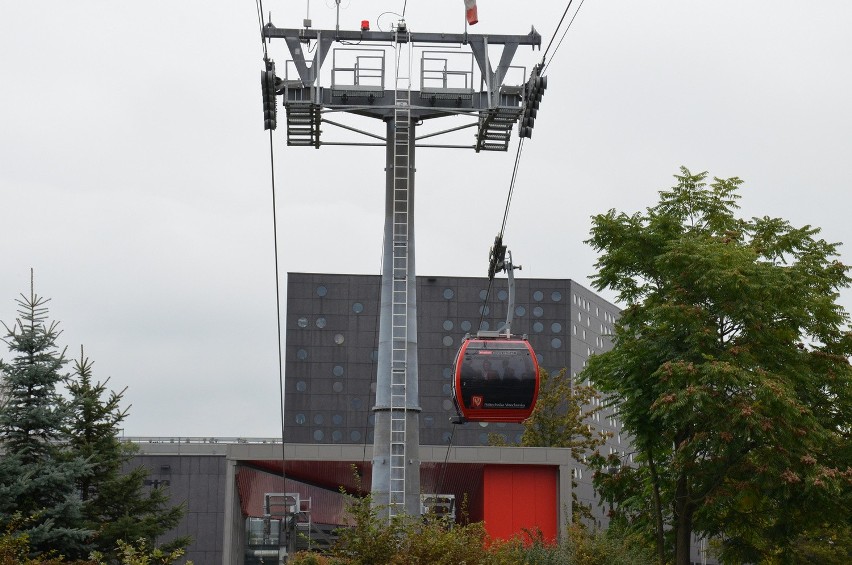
[316,317,327,329]
[297,317,308,328]
[551,291,562,302]
[533,290,544,302]
[443,289,454,299]
[334,333,344,344]
[353,302,364,313]
[443,320,454,331]
[333,365,344,377]
[316,285,327,297]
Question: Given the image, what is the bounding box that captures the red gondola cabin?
[452,335,540,423]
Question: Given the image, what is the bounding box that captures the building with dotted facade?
[284,272,627,516]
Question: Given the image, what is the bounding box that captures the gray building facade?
[284,272,624,514]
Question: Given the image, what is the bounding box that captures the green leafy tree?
[66,348,189,561]
[584,167,852,564]
[489,368,610,523]
[0,276,93,558]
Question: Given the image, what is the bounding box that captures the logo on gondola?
[471,395,484,408]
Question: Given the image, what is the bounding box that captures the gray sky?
[2,1,850,437]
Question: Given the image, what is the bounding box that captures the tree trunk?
[646,446,666,565]
[674,471,693,565]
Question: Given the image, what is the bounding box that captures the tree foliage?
[584,167,852,564]
[0,278,92,558]
[1,276,188,562]
[66,349,188,560]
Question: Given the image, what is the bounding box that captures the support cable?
[255,0,288,493]
[436,423,457,498]
[543,0,586,74]
[542,0,574,62]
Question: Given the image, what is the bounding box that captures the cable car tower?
[261,12,544,519]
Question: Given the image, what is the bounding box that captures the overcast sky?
[2,1,850,437]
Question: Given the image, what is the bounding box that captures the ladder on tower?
[389,26,412,518]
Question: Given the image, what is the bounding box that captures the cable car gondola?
[452,333,540,423]
[451,243,540,423]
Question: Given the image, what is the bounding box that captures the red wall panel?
[482,465,558,543]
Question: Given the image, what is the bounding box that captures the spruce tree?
[0,274,92,558]
[66,347,188,560]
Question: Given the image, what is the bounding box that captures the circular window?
[537,353,544,365]
[334,334,345,345]
[370,350,379,361]
[333,381,344,393]
[442,399,453,411]
[533,291,544,302]
[479,421,489,428]
[317,285,328,297]
[533,322,544,333]
[442,383,452,395]
[479,305,490,315]
[460,320,472,332]
[295,414,306,425]
[333,365,344,377]
[551,338,563,349]
[533,306,544,318]
[479,321,490,331]
[350,430,362,441]
[551,291,562,302]
[551,322,562,333]
[442,336,453,347]
[313,430,324,441]
[442,320,454,331]
[498,290,508,301]
[297,349,308,360]
[296,381,307,392]
[353,302,364,313]
[332,414,343,426]
[515,305,526,317]
[442,432,453,443]
[442,367,452,379]
[313,414,324,425]
[497,322,507,332]
[479,289,488,300]
[351,398,363,410]
[316,317,327,329]
[423,416,435,427]
[297,317,308,328]
[479,433,489,445]
[443,289,454,300]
